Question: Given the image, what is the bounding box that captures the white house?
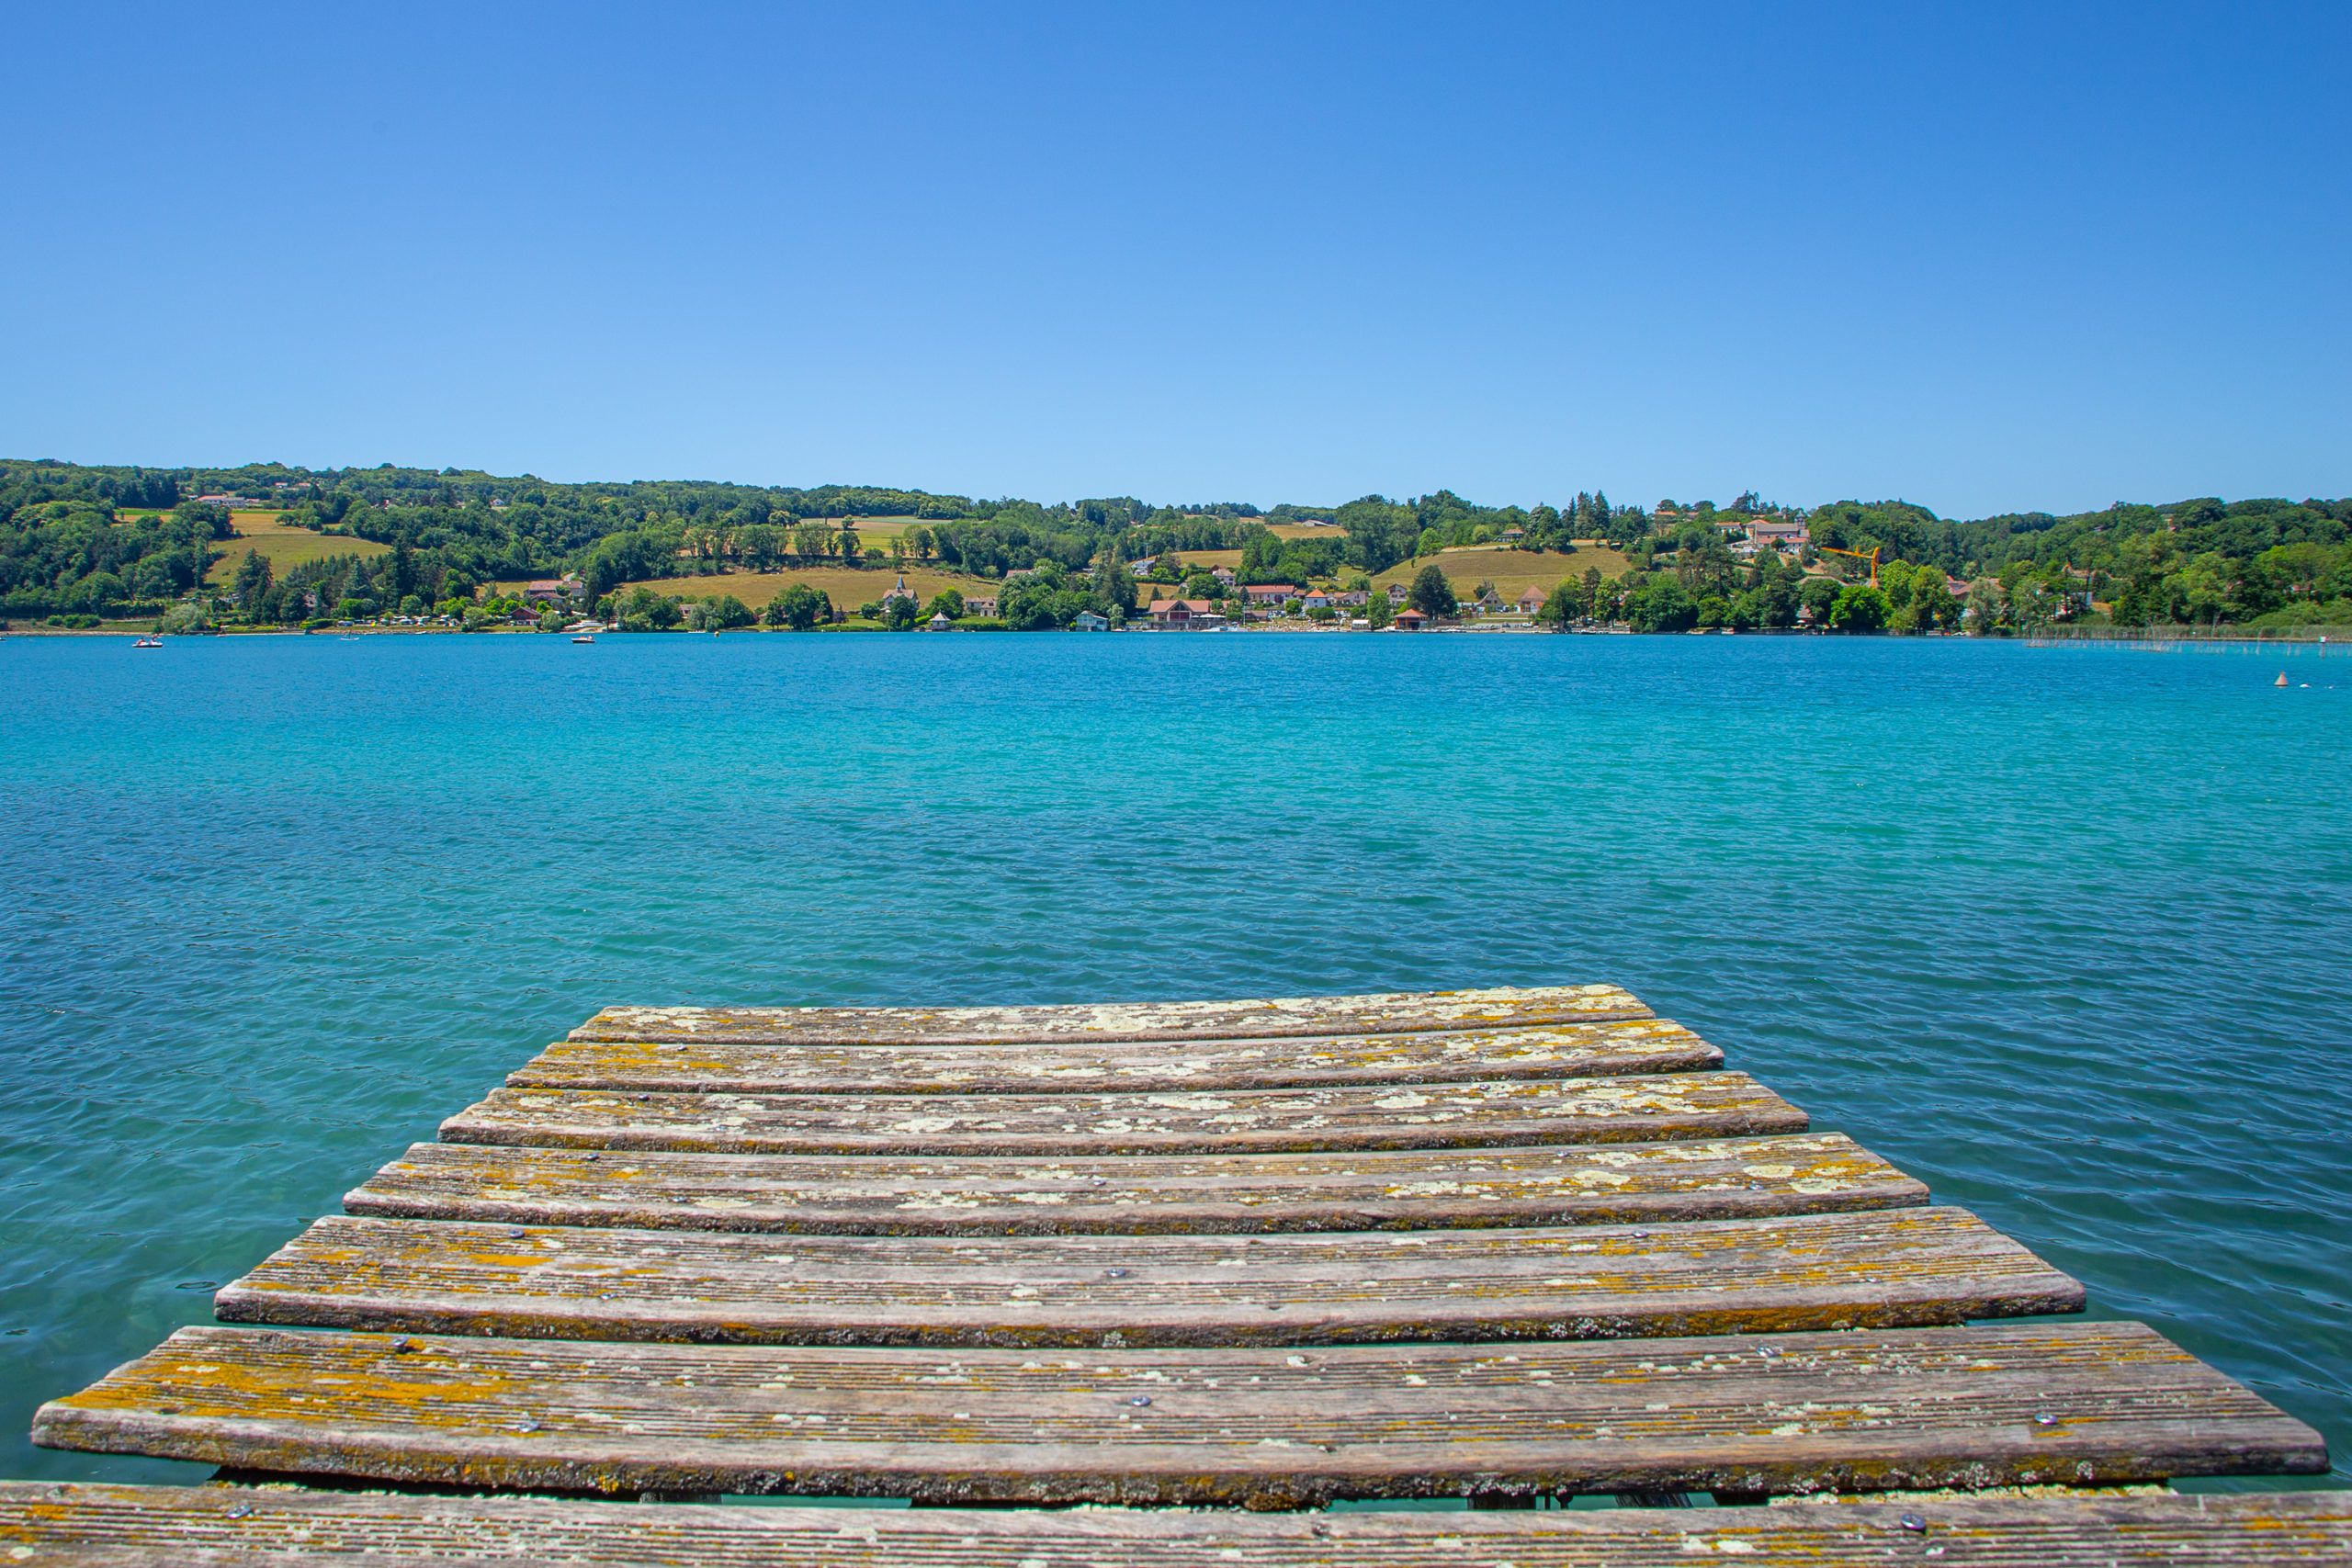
[1745,519,1809,552]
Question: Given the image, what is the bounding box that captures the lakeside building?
[1073,610,1110,631]
[1147,598,1218,627]
[1243,584,1301,607]
[1517,586,1547,614]
[524,574,586,604]
[880,574,916,609]
[963,595,998,617]
[1394,608,1430,630]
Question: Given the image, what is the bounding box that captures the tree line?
[4,457,2346,630]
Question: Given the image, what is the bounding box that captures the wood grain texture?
[6,1483,2352,1567]
[514,1019,1719,1096]
[218,1208,2084,1347]
[441,1072,1804,1157]
[32,1322,2326,1506]
[344,1133,1925,1236]
[568,987,1651,1047]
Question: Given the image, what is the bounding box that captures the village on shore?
[327,509,1988,638]
[9,461,2340,640]
[150,512,1989,638]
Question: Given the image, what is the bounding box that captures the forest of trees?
[2,456,2346,632]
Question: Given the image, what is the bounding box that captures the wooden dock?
[15,984,2344,1563]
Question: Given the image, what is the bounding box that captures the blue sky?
[3,2,2344,517]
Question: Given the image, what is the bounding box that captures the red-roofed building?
[1394,607,1430,630]
[1147,598,1218,627]
[1242,584,1300,605]
[524,574,585,604]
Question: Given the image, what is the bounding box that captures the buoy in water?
[2275,671,2289,687]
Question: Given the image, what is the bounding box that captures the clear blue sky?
[4,2,2344,518]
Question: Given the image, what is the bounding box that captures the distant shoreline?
[10,623,2347,647]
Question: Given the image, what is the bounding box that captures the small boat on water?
[572,633,596,644]
[133,635,163,649]
[2276,671,2290,687]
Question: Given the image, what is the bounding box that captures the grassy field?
[797,516,933,547]
[626,564,986,608]
[203,511,390,584]
[1133,542,1632,606]
[4,617,164,635]
[1374,545,1631,606]
[1143,547,1247,571]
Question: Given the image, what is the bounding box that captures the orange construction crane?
[1816,544,1882,587]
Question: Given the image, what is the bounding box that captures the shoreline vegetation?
[5,458,2349,639]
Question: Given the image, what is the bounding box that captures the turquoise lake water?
[1,631,2346,1488]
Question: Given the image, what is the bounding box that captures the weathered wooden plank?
[441,1072,1804,1157]
[217,1207,2083,1347]
[7,1483,2351,1568]
[569,986,1651,1046]
[514,1019,1717,1096]
[343,1133,1924,1236]
[34,1322,2328,1506]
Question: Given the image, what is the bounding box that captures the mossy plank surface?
[517,1019,1715,1095]
[6,1483,2352,1565]
[570,986,1651,1047]
[344,1133,1925,1235]
[10,1483,2352,1566]
[441,1071,1803,1156]
[31,1322,2327,1506]
[217,1207,2082,1347]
